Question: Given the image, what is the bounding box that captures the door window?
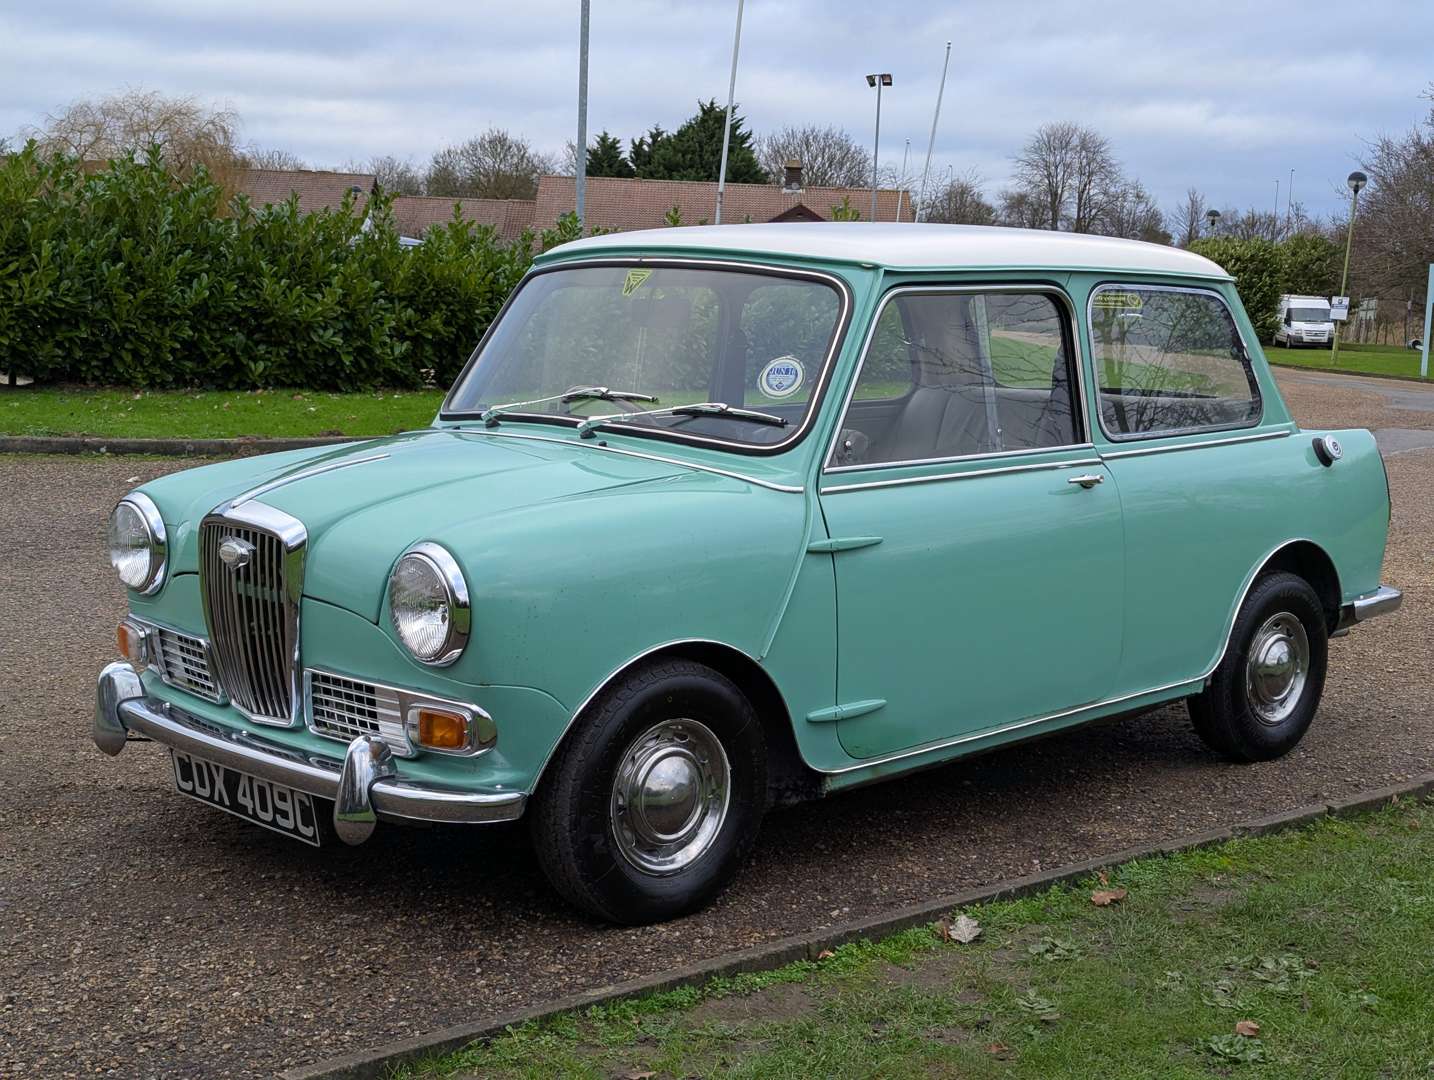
[831,290,1081,468]
[1088,285,1261,439]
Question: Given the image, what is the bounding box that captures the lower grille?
[307,671,411,755]
[151,626,223,703]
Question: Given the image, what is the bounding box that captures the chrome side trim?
[1336,585,1403,632]
[440,256,854,458]
[821,282,1092,473]
[96,665,525,825]
[819,535,1341,776]
[452,428,805,493]
[1084,281,1266,443]
[822,457,1104,494]
[226,451,388,510]
[825,442,1096,475]
[1099,428,1294,460]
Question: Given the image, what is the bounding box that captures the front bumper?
[94,663,526,843]
[1334,585,1403,634]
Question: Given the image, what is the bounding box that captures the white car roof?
[553,222,1231,279]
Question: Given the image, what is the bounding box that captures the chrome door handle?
[1067,473,1104,489]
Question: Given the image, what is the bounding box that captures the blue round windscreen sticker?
[759,356,804,398]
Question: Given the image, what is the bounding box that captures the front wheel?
[1188,571,1328,762]
[529,659,767,924]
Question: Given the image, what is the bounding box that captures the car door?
[817,285,1125,761]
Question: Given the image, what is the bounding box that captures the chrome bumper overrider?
[1334,585,1403,635]
[94,663,525,843]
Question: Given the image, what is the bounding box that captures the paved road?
[2,370,1432,1078]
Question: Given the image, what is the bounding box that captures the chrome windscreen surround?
[199,500,306,727]
[305,668,496,758]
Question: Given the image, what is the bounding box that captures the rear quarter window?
[1088,285,1261,439]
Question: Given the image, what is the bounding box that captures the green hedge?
[1189,234,1344,344]
[0,147,579,389]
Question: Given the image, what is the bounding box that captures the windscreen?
[1288,307,1331,323]
[445,264,844,449]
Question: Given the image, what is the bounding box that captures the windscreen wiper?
[576,401,787,439]
[479,386,658,427]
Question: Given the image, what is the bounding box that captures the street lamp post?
[1205,208,1221,236]
[1331,170,1367,365]
[866,73,892,222]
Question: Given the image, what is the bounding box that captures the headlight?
[389,542,470,666]
[107,493,166,594]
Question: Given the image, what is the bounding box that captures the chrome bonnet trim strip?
[227,451,388,509]
[452,428,804,493]
[822,457,1104,494]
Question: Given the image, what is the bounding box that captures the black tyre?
[529,659,767,924]
[1188,571,1328,762]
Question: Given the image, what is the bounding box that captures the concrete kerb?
[279,771,1434,1080]
[0,434,354,456]
[1267,360,1432,387]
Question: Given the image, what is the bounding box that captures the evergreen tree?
[637,101,767,184]
[585,131,634,178]
[628,126,666,175]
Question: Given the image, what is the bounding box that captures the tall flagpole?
[915,40,951,223]
[714,0,745,225]
[575,0,590,227]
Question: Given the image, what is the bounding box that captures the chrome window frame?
[822,283,1092,475]
[438,257,855,457]
[1084,281,1265,443]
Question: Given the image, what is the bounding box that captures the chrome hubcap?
[610,718,730,876]
[1245,612,1310,726]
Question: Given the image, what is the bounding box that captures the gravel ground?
[2,369,1431,1079]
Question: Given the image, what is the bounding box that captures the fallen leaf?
[985,1042,1010,1056]
[816,949,835,961]
[1097,870,1110,886]
[1235,1020,1261,1038]
[1090,888,1128,907]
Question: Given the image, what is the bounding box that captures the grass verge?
[1268,341,1430,380]
[398,799,1434,1079]
[0,386,446,439]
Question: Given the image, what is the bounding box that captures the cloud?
[3,0,1430,219]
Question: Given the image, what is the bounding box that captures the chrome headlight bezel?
[107,493,167,595]
[388,541,470,667]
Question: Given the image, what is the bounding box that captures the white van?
[1274,295,1334,348]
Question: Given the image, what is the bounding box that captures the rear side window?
[1088,285,1261,439]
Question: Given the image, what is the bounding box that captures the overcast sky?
[4,1,1431,220]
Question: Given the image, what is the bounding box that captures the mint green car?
[96,224,1401,924]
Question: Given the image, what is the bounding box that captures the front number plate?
[171,750,322,846]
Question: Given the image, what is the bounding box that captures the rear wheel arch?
[1256,540,1341,633]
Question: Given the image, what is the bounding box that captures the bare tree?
[426,128,557,199]
[26,87,240,173]
[921,170,996,225]
[1353,86,1434,305]
[1169,188,1207,247]
[1212,206,1284,242]
[1099,180,1168,243]
[1011,121,1080,229]
[240,147,308,171]
[756,124,871,188]
[363,154,423,195]
[1069,127,1119,233]
[998,188,1047,229]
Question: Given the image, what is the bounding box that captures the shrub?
[0,145,566,389]
[1189,236,1284,342]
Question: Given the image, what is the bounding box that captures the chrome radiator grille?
[307,671,411,754]
[151,626,222,702]
[201,510,303,726]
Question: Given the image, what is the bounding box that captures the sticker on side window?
[1092,291,1144,310]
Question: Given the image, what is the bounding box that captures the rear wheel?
[1188,571,1328,762]
[530,659,767,924]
